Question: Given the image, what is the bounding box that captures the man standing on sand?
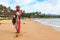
[13,5,22,34]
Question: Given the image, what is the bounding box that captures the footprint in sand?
[0,23,1,25]
[23,23,25,24]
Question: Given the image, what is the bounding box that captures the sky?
[0,0,60,15]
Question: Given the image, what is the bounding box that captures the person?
[13,5,22,34]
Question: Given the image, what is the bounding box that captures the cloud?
[0,0,36,9]
[0,0,60,15]
[22,0,60,15]
[0,0,9,7]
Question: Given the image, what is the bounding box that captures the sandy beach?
[0,19,60,40]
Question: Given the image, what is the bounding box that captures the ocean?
[34,18,60,31]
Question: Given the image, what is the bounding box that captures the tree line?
[0,4,60,18]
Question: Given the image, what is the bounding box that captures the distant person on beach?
[12,5,22,34]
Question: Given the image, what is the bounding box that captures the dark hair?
[16,5,20,8]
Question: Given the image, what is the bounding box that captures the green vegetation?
[0,4,14,18]
[0,17,11,20]
[0,4,60,20]
[22,11,60,18]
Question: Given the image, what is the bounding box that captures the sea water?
[34,18,60,31]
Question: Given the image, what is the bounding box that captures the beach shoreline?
[34,18,60,31]
[0,19,60,40]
